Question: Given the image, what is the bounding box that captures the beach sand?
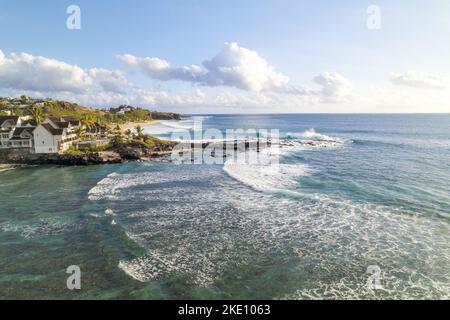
[112,121,160,133]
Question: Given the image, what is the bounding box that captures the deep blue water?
[1,114,449,299]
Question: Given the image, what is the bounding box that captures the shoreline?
[0,164,23,172]
[116,120,160,133]
[0,119,187,167]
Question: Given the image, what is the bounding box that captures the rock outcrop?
[0,149,122,165]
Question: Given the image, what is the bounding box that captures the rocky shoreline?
[0,142,175,166]
[0,137,343,167]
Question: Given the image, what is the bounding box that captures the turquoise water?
[1,114,449,299]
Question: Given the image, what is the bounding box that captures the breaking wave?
[87,163,450,298]
[222,129,344,194]
[284,128,345,142]
[223,161,311,193]
[85,124,450,298]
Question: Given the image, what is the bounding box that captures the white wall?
[33,125,61,154]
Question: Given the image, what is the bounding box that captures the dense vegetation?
[0,96,182,125]
[67,127,176,155]
[1,96,179,158]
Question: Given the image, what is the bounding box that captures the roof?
[40,123,64,136]
[56,121,70,129]
[46,116,80,128]
[21,120,37,127]
[10,127,35,140]
[0,116,19,127]
[48,117,61,125]
[68,120,81,126]
[61,116,81,127]
[12,127,35,136]
[61,116,76,122]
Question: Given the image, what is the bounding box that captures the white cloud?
[119,42,290,92]
[0,50,92,93]
[0,50,128,94]
[201,42,289,91]
[118,43,353,104]
[0,48,354,112]
[88,68,129,94]
[390,70,447,90]
[117,54,204,82]
[313,72,353,103]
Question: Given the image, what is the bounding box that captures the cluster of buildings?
[0,97,47,115]
[0,116,81,154]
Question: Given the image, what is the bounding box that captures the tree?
[30,107,45,125]
[81,114,95,133]
[74,127,85,140]
[20,95,28,104]
[135,125,144,137]
[12,106,23,116]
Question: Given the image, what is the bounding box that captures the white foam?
[0,218,72,239]
[87,146,450,298]
[223,160,311,193]
[286,128,342,142]
[142,118,199,136]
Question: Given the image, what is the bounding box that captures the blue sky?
[0,0,449,113]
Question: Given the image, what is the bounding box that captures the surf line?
[178,304,213,318]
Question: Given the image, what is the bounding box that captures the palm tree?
[74,127,85,140]
[81,115,95,134]
[30,107,45,125]
[135,125,144,138]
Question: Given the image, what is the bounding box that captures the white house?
[0,116,22,149]
[34,117,80,154]
[1,115,84,154]
[8,127,35,149]
[33,123,66,153]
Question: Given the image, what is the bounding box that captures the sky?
[0,0,450,113]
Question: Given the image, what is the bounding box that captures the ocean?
[0,114,449,299]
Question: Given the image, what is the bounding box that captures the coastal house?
[1,115,83,154]
[9,127,36,149]
[0,116,22,149]
[34,117,81,154]
[0,116,37,150]
[113,105,133,114]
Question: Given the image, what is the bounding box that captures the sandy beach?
[113,120,160,133]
